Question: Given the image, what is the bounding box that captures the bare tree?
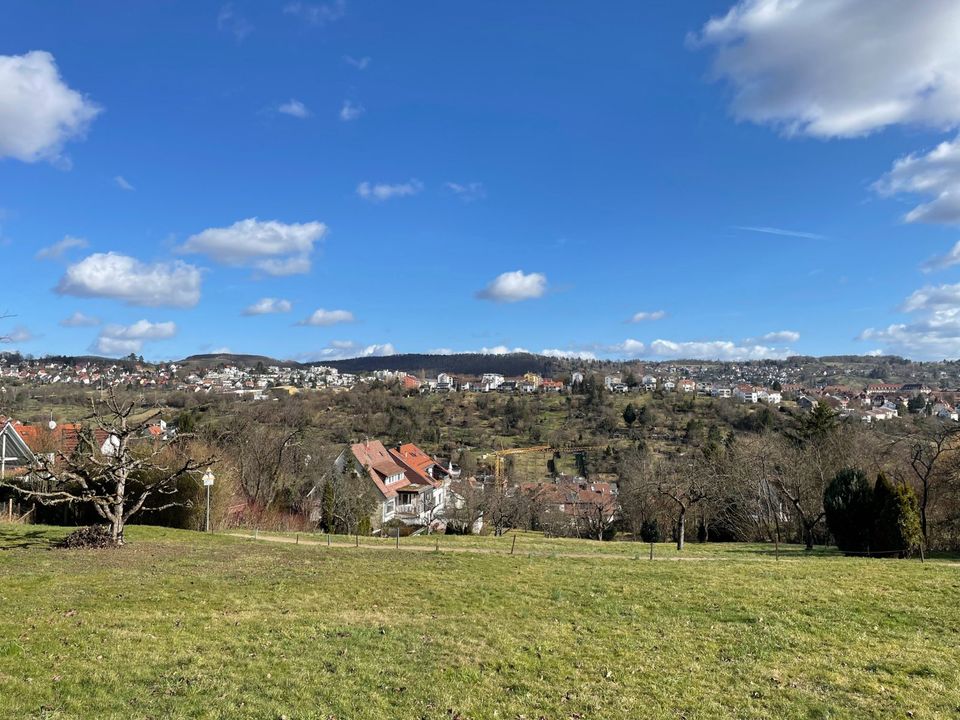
[897,418,960,543]
[1,390,213,545]
[654,453,714,551]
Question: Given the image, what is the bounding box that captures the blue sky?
[3,0,960,362]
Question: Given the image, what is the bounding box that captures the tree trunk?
[804,522,814,551]
[677,507,685,551]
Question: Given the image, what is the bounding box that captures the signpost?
[202,468,215,532]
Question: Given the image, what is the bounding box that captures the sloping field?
[1,525,958,719]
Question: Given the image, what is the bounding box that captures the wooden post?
[355,533,359,547]
[255,527,259,540]
[649,542,654,561]
[327,533,330,547]
[435,536,439,552]
[7,498,11,521]
[296,533,299,545]
[510,535,516,555]
[775,536,780,562]
[396,527,400,549]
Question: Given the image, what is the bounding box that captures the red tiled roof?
[389,442,441,488]
[350,440,410,499]
[14,422,110,455]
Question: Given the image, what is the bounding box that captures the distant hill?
[317,352,573,377]
[176,353,303,370]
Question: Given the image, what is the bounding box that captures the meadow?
[1,525,959,719]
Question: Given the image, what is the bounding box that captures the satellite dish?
[48,420,57,430]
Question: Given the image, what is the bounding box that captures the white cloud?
[479,346,529,355]
[758,330,800,344]
[339,100,364,121]
[299,308,355,326]
[56,252,202,307]
[734,226,826,240]
[477,270,547,303]
[356,179,423,202]
[861,284,960,357]
[343,55,371,70]
[0,51,101,164]
[630,310,666,323]
[93,319,176,356]
[217,4,253,41]
[36,235,88,261]
[243,298,292,316]
[693,0,960,138]
[608,337,789,361]
[874,136,960,225]
[180,218,327,276]
[283,0,346,25]
[921,240,960,273]
[278,99,310,118]
[60,311,100,328]
[445,182,486,201]
[540,348,598,360]
[298,340,395,362]
[1,326,35,344]
[114,175,135,191]
[428,348,454,355]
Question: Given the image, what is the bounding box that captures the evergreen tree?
[622,402,638,428]
[871,473,922,558]
[823,468,872,553]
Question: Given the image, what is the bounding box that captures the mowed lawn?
[1,527,959,719]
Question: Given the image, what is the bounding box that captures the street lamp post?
[202,468,215,532]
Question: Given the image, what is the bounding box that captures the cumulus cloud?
[283,0,346,26]
[343,55,371,70]
[36,235,88,261]
[477,270,547,303]
[298,308,355,326]
[0,51,101,163]
[540,348,598,360]
[874,136,960,225]
[445,182,486,201]
[93,319,176,356]
[114,175,135,191]
[608,337,790,361]
[479,346,530,355]
[60,311,100,328]
[56,252,202,307]
[243,298,292,316]
[180,218,327,276]
[629,310,666,323]
[278,99,310,118]
[757,330,800,344]
[356,179,423,201]
[693,0,960,139]
[339,100,364,121]
[298,340,395,362]
[859,282,960,358]
[921,240,960,273]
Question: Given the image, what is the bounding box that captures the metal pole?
[205,484,211,532]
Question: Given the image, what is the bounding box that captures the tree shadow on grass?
[0,526,61,550]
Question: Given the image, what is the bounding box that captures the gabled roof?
[350,440,410,499]
[389,442,442,488]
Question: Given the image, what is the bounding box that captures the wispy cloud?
[278,99,310,118]
[343,55,371,70]
[734,226,826,240]
[36,235,88,261]
[114,175,135,191]
[298,308,355,326]
[356,179,423,202]
[445,182,485,201]
[921,240,960,273]
[217,4,253,41]
[629,310,666,323]
[283,1,345,26]
[339,100,364,121]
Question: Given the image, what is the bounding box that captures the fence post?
[435,536,439,552]
[649,542,654,561]
[296,533,299,545]
[355,533,359,548]
[255,527,259,540]
[396,527,400,549]
[327,533,330,547]
[510,535,516,555]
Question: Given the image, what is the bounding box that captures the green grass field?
[2,525,959,719]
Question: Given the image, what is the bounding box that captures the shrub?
[639,518,662,543]
[55,525,116,549]
[824,468,872,554]
[872,473,922,558]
